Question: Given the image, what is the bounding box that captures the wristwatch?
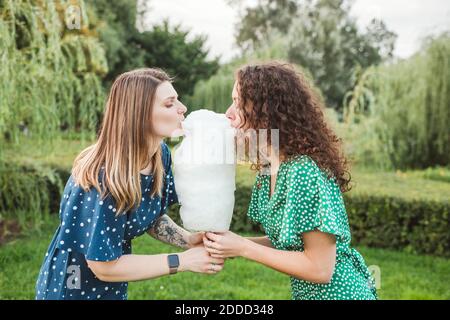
[167,254,180,274]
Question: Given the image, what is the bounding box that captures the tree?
[89,1,219,98]
[0,0,107,142]
[342,34,450,169]
[227,0,299,52]
[87,0,142,84]
[132,20,220,98]
[228,0,397,110]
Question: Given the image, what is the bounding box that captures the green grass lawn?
[0,216,449,300]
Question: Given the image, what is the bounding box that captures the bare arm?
[87,247,224,283]
[205,230,336,284]
[245,236,274,248]
[147,214,198,249]
[87,254,172,282]
[243,231,336,283]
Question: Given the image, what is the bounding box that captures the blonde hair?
[72,68,172,215]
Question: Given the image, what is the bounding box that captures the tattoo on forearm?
[148,215,189,249]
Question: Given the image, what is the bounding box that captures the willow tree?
[0,0,108,147]
[343,34,450,169]
[0,0,109,222]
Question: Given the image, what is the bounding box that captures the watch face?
[168,254,179,268]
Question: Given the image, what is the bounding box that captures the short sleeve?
[160,142,179,214]
[281,158,347,243]
[56,175,127,262]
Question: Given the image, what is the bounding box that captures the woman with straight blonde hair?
[36,68,224,300]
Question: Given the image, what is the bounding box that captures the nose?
[225,105,235,121]
[178,101,187,115]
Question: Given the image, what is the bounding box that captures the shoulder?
[62,174,121,218]
[63,171,106,206]
[64,174,88,195]
[284,155,321,181]
[284,155,341,195]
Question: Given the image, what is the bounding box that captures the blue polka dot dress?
[35,142,178,300]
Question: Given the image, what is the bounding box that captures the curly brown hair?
[235,61,351,192]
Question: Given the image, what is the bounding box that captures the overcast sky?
[145,0,450,63]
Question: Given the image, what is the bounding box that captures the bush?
[227,166,450,257]
[345,194,449,257]
[227,179,450,257]
[0,161,67,215]
[2,162,448,257]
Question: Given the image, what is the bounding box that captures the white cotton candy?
[173,109,236,232]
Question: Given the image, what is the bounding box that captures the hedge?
[1,162,449,257]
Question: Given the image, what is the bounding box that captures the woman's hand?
[179,246,225,274]
[203,231,250,259]
[187,231,205,248]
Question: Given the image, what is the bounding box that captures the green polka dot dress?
[247,155,378,300]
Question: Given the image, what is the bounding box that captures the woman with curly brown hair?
[203,62,378,300]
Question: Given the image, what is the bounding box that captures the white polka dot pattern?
[247,155,378,300]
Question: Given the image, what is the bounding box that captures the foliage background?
[0,0,449,300]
